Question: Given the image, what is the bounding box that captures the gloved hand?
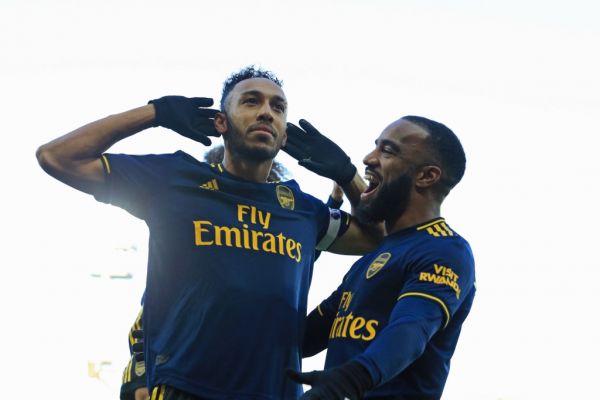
[286,361,373,400]
[131,329,144,362]
[149,96,220,146]
[284,120,357,185]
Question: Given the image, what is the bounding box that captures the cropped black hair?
[220,66,283,112]
[402,115,466,195]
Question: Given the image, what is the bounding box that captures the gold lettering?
[193,220,214,245]
[258,210,271,230]
[339,292,353,312]
[362,320,379,341]
[286,238,296,259]
[341,313,354,337]
[214,226,241,247]
[335,315,345,337]
[276,233,286,255]
[348,317,366,339]
[237,204,250,223]
[262,233,277,253]
[295,242,302,262]
[242,224,250,249]
[330,315,345,339]
[251,230,263,251]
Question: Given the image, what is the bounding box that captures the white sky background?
[1,0,599,398]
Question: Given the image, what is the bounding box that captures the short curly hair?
[402,115,466,196]
[220,66,283,112]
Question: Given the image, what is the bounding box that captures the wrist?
[339,360,374,395]
[336,163,357,185]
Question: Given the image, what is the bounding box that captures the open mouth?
[362,170,381,198]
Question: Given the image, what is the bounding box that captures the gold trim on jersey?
[151,384,166,400]
[397,292,450,329]
[134,359,145,377]
[366,252,391,279]
[129,308,143,348]
[416,219,454,237]
[199,179,220,191]
[317,304,324,317]
[101,154,111,174]
[276,185,295,210]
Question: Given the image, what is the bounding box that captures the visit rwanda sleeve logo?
[276,185,295,210]
[366,252,391,279]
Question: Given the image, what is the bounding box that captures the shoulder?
[401,219,475,274]
[273,179,327,211]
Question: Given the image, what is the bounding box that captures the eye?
[243,97,258,105]
[381,145,396,154]
[273,103,285,113]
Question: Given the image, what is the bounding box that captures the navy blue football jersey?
[95,151,349,400]
[313,219,475,399]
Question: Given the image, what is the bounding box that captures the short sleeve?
[315,208,351,251]
[94,153,173,220]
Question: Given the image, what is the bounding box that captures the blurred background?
[1,0,599,398]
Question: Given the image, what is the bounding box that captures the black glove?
[286,361,373,400]
[131,329,144,362]
[284,120,357,185]
[149,96,220,146]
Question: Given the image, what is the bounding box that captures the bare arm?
[37,96,220,195]
[327,172,385,255]
[36,104,156,195]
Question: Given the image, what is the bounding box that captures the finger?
[299,389,322,400]
[298,159,326,173]
[178,128,212,146]
[286,123,306,138]
[298,119,323,137]
[192,120,221,138]
[194,108,220,118]
[282,141,307,161]
[190,97,214,108]
[285,369,315,385]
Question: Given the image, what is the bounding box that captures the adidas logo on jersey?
[199,179,219,191]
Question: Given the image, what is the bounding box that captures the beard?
[225,117,280,162]
[355,173,413,225]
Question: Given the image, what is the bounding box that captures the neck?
[384,202,441,235]
[222,151,272,183]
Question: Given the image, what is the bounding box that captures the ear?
[415,165,442,189]
[214,112,228,135]
[281,125,288,147]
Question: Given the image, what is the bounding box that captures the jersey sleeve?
[353,296,444,385]
[315,207,351,251]
[93,153,173,220]
[303,288,342,357]
[398,241,475,329]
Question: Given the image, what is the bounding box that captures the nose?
[363,148,378,167]
[257,101,274,122]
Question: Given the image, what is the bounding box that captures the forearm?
[340,171,366,212]
[38,104,155,167]
[354,296,443,385]
[341,172,385,250]
[37,104,156,192]
[303,305,335,358]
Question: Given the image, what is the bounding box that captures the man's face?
[356,119,431,224]
[217,77,288,161]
